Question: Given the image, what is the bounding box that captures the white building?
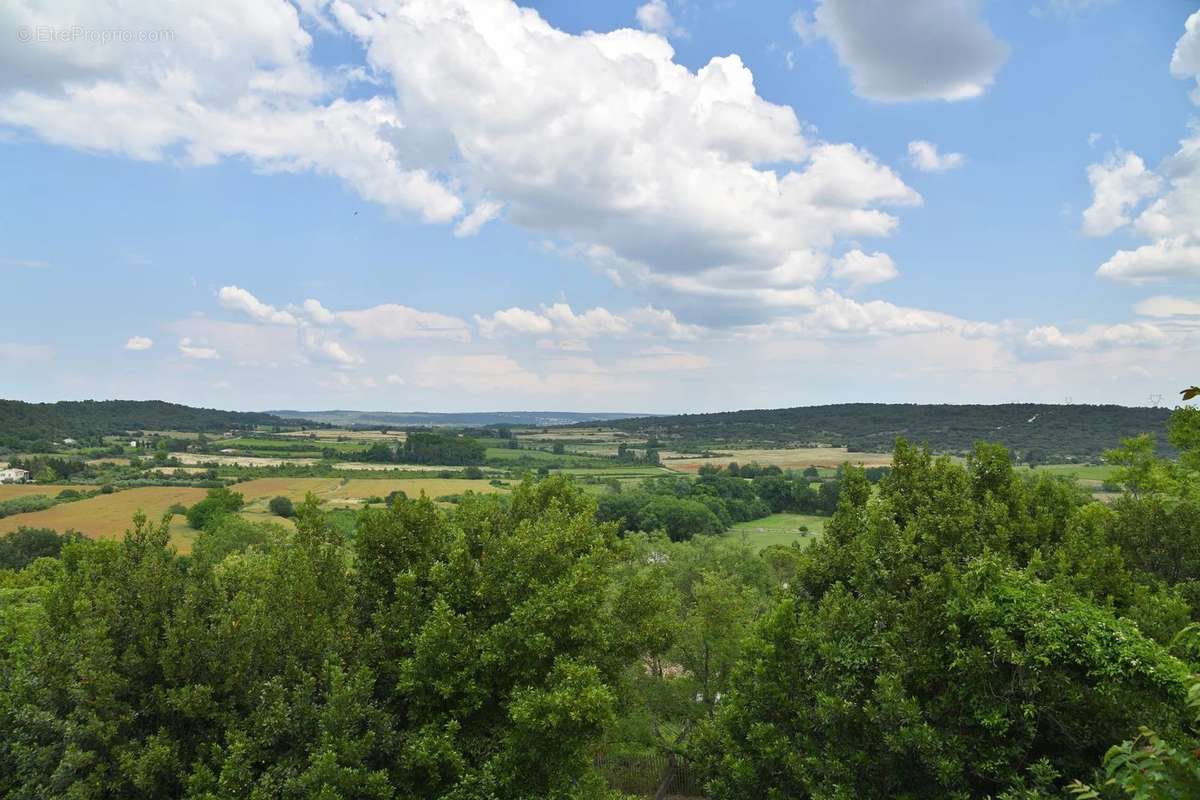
[0,468,31,484]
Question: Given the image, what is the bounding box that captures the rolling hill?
[602,403,1174,462]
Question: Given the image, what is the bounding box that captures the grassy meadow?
[726,513,828,550]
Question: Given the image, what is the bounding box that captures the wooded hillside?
[0,400,304,447]
[605,403,1173,461]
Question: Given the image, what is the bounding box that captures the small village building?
[0,468,31,484]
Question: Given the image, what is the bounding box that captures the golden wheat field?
[0,486,208,539]
[662,446,892,473]
[331,478,506,502]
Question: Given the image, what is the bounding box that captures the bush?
[192,515,276,564]
[268,495,295,518]
[185,487,245,530]
[0,495,55,520]
[166,503,188,516]
[464,465,484,479]
[99,484,114,494]
[55,489,81,500]
[0,527,84,570]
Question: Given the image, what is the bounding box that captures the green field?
[483,447,614,468]
[1031,463,1116,481]
[725,513,828,550]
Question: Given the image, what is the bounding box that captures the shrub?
[186,487,245,530]
[268,496,295,518]
[0,527,84,570]
[0,495,55,519]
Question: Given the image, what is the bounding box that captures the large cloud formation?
[2,0,921,318]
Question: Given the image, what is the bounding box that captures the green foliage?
[612,535,774,750]
[0,478,658,799]
[0,494,56,519]
[267,495,295,518]
[1068,663,1200,800]
[184,486,245,530]
[190,514,281,564]
[0,527,85,570]
[701,441,1194,799]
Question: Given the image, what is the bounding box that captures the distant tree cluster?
[358,432,486,466]
[597,466,856,541]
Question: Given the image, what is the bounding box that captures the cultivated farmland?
[0,486,208,540]
[0,484,80,500]
[662,446,892,473]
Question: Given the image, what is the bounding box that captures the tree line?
[359,431,488,466]
[603,402,1174,461]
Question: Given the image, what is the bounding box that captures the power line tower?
[1149,393,1164,407]
[1063,396,1074,405]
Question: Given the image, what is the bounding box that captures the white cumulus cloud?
[124,336,154,351]
[178,337,219,360]
[1087,15,1200,285]
[1081,151,1161,237]
[907,140,966,172]
[832,250,899,289]
[636,0,683,37]
[218,286,298,325]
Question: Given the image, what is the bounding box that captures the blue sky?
[1,0,1198,412]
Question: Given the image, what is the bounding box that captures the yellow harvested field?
[330,478,506,502]
[230,477,507,509]
[0,484,80,500]
[663,447,892,473]
[233,477,344,502]
[0,487,208,540]
[175,452,319,467]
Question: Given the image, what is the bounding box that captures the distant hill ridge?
[268,409,649,427]
[603,403,1174,461]
[0,399,301,447]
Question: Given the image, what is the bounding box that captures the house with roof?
[0,468,31,484]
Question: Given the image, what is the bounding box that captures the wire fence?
[593,752,706,798]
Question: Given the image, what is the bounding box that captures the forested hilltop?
[605,403,1172,461]
[0,400,306,448]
